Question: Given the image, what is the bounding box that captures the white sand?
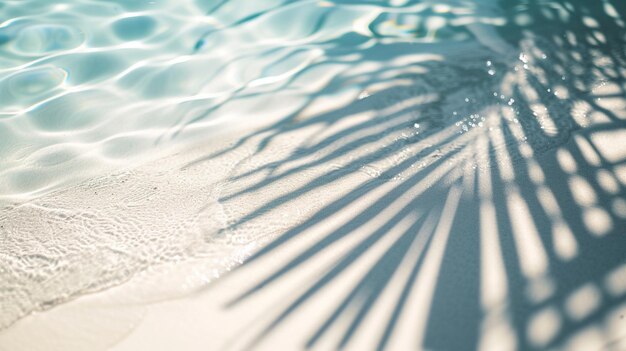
[2,1,626,350]
[1,105,625,350]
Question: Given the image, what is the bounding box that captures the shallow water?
[1,0,625,339]
[3,0,620,203]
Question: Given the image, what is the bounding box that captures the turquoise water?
[1,0,624,201]
[1,0,625,342]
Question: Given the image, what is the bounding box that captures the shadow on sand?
[189,0,626,349]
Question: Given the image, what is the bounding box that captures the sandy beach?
[1,0,626,350]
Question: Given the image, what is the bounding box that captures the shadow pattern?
[191,0,626,349]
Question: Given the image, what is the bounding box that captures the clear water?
[1,0,625,336]
[1,0,624,200]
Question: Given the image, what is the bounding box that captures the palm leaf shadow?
[188,0,626,349]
